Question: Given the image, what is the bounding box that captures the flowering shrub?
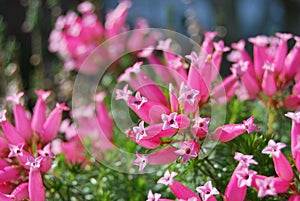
[49,1,158,73]
[1,1,300,200]
[115,36,260,172]
[0,91,68,200]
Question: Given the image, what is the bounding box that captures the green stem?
[268,103,275,139]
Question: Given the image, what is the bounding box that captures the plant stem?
[268,103,275,139]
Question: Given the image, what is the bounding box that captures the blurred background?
[0,0,299,106]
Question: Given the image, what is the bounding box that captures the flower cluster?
[214,33,300,108]
[115,34,260,172]
[0,91,68,201]
[147,108,300,200]
[49,1,158,73]
[54,92,113,165]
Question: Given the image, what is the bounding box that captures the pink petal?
[11,183,29,201]
[0,166,20,183]
[170,180,201,201]
[212,124,246,142]
[1,120,25,145]
[13,104,32,141]
[273,152,293,181]
[29,169,45,201]
[225,169,247,201]
[41,103,69,143]
[262,70,276,96]
[31,90,50,133]
[96,101,113,139]
[148,147,179,165]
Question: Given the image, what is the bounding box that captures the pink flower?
[234,152,258,168]
[8,143,24,158]
[115,84,132,101]
[212,116,259,142]
[255,177,277,197]
[157,170,178,186]
[147,190,161,201]
[133,152,148,172]
[262,140,286,158]
[132,121,147,142]
[196,181,219,201]
[236,168,257,187]
[162,113,179,130]
[262,140,293,181]
[175,141,199,163]
[192,116,210,137]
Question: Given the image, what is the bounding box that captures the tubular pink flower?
[118,62,168,105]
[11,182,29,201]
[234,152,258,168]
[6,93,32,141]
[157,170,178,186]
[178,83,200,113]
[262,140,286,158]
[0,110,25,145]
[162,113,179,130]
[28,167,45,201]
[282,36,300,79]
[128,97,170,124]
[0,193,14,201]
[253,175,289,196]
[31,90,51,133]
[289,195,300,201]
[133,152,148,172]
[8,143,24,158]
[175,141,199,163]
[105,0,131,38]
[130,92,148,110]
[115,84,132,101]
[41,103,69,143]
[255,177,277,197]
[196,181,219,201]
[147,190,161,201]
[261,62,277,96]
[212,75,237,104]
[273,33,293,74]
[248,35,269,78]
[224,168,247,201]
[236,168,257,188]
[192,116,211,138]
[262,140,293,181]
[170,180,200,201]
[212,116,259,142]
[285,110,300,158]
[169,83,179,112]
[187,66,209,106]
[243,116,260,134]
[133,147,178,172]
[132,121,147,142]
[0,166,20,183]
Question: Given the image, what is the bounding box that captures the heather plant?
[1,1,300,201]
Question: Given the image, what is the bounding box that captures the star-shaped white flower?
[116,84,132,101]
[133,152,148,172]
[161,112,179,130]
[236,168,257,187]
[132,121,147,142]
[262,140,286,158]
[256,177,277,198]
[196,181,219,201]
[234,152,258,168]
[146,190,161,201]
[178,83,199,106]
[157,170,178,186]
